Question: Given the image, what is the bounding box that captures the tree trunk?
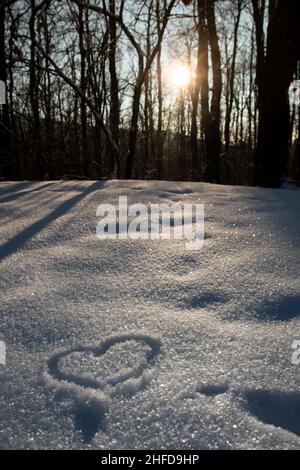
[189,0,203,181]
[43,0,52,177]
[29,0,45,179]
[78,3,89,176]
[224,0,243,156]
[296,105,300,182]
[255,0,300,187]
[205,0,222,183]
[126,81,143,179]
[155,0,164,179]
[0,2,12,178]
[108,0,120,177]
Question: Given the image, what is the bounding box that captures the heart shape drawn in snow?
[43,333,161,442]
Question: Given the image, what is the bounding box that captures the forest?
[0,0,300,188]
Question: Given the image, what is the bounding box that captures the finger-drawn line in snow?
[241,389,300,437]
[176,291,228,310]
[196,382,229,397]
[43,333,161,442]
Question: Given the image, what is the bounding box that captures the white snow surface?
[0,179,299,450]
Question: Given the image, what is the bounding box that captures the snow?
[0,179,299,450]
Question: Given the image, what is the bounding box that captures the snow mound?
[0,180,299,449]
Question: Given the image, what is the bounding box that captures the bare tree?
[224,0,244,156]
[197,0,222,183]
[106,0,120,176]
[0,0,12,177]
[254,0,300,187]
[124,0,177,178]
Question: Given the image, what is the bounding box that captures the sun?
[169,63,191,89]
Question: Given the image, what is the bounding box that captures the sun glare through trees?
[168,63,192,90]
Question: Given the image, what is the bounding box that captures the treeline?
[0,0,300,188]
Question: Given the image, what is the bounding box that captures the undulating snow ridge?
[0,180,299,449]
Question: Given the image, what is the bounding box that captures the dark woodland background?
[0,0,300,188]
